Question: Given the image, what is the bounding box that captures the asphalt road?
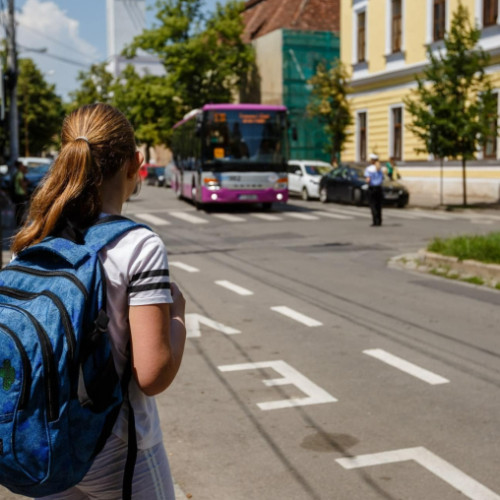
[1,186,500,499]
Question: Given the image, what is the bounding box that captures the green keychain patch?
[0,359,15,391]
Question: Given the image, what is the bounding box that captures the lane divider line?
[215,280,254,296]
[271,306,322,327]
[169,262,200,273]
[363,349,449,385]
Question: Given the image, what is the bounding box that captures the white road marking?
[410,209,452,220]
[384,210,419,219]
[218,360,337,410]
[271,306,322,327]
[316,211,353,220]
[285,212,320,220]
[250,213,283,221]
[363,349,449,385]
[336,447,500,500]
[215,280,254,296]
[169,261,200,273]
[186,313,241,338]
[135,213,170,226]
[328,207,372,218]
[212,213,246,222]
[169,211,208,224]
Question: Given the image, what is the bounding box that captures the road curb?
[389,250,500,290]
[418,250,500,283]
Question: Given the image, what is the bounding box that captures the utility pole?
[6,0,18,167]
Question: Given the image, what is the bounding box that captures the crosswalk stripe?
[285,212,320,220]
[409,210,451,220]
[316,211,353,220]
[327,207,371,218]
[169,211,208,224]
[384,210,419,219]
[250,213,283,221]
[211,214,246,222]
[135,213,170,226]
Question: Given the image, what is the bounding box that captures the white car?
[18,157,53,168]
[287,160,334,200]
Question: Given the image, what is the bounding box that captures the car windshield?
[305,165,332,176]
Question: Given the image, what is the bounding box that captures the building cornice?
[350,61,427,89]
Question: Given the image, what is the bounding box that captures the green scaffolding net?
[282,29,340,162]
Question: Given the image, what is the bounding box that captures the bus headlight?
[274,177,288,189]
[203,177,220,190]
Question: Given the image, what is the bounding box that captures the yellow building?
[341,0,500,204]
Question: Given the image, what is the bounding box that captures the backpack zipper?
[0,287,76,361]
[1,266,88,300]
[0,323,31,410]
[0,304,59,422]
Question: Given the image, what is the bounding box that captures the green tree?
[17,58,64,156]
[68,62,115,111]
[112,66,180,162]
[124,0,254,114]
[404,2,496,206]
[307,60,352,163]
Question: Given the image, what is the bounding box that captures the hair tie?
[75,136,90,144]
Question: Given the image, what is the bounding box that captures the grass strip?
[428,232,500,264]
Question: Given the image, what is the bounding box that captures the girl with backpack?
[11,103,187,499]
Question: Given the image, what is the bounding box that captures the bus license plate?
[239,194,258,201]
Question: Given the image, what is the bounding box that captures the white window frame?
[476,0,500,29]
[389,104,404,161]
[353,0,368,65]
[426,0,449,45]
[385,0,405,55]
[356,109,368,163]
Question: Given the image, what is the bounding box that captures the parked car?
[287,160,334,200]
[319,164,409,208]
[18,157,52,168]
[0,162,52,196]
[144,164,166,186]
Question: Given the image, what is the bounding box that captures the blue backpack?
[0,215,145,498]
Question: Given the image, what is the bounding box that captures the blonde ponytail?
[11,103,136,254]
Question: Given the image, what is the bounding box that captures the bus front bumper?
[201,188,288,204]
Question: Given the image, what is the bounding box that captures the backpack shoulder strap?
[83,215,151,254]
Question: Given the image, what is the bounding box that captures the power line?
[30,50,92,69]
[18,22,96,62]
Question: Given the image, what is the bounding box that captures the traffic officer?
[364,153,384,226]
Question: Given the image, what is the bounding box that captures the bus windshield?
[203,110,287,166]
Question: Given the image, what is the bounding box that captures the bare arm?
[129,282,186,396]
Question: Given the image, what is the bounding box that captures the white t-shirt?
[98,225,172,450]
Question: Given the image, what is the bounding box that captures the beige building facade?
[341,0,500,204]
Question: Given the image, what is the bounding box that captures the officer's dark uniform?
[364,156,384,226]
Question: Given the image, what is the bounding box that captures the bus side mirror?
[292,127,298,141]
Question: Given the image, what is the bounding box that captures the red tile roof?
[243,0,340,42]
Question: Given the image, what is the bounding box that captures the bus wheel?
[262,202,272,210]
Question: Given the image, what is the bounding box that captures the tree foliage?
[17,58,64,156]
[67,62,114,111]
[307,60,352,163]
[404,2,496,206]
[111,65,181,161]
[124,0,254,113]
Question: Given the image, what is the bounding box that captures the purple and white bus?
[170,104,289,209]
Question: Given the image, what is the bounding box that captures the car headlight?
[275,177,288,189]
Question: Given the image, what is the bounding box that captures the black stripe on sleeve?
[130,269,170,283]
[128,282,171,294]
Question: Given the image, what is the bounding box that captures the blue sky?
[14,0,223,100]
